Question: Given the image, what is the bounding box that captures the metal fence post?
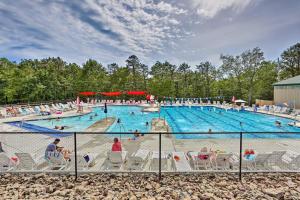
[74,132,78,181]
[159,132,162,181]
[239,132,243,181]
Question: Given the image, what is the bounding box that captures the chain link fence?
[1,132,300,181]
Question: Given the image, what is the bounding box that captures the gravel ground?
[0,173,300,199]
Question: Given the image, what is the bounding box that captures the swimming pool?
[17,105,300,139]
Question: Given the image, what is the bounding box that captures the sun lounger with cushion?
[128,149,149,171]
[172,152,192,172]
[15,153,38,170]
[150,151,168,171]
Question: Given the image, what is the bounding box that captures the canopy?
[235,99,246,103]
[126,91,147,96]
[100,92,122,96]
[79,91,96,96]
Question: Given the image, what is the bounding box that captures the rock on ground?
[0,173,299,199]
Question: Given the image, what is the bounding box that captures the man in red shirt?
[112,138,122,152]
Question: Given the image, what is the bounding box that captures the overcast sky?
[0,0,299,67]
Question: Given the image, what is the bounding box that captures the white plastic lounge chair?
[69,153,96,171]
[266,151,287,170]
[15,153,38,170]
[128,149,149,171]
[106,151,127,170]
[51,104,62,112]
[18,108,27,116]
[215,153,233,170]
[254,153,271,170]
[188,151,211,170]
[172,152,192,172]
[0,153,14,171]
[288,155,300,170]
[150,151,168,171]
[46,151,68,170]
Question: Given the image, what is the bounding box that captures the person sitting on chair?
[111,138,122,152]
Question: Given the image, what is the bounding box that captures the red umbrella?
[79,91,96,96]
[100,92,122,96]
[126,91,147,96]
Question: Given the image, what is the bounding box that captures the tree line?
[0,43,299,105]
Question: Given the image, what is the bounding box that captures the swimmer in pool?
[89,115,93,120]
[275,120,282,127]
[145,122,149,127]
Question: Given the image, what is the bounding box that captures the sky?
[0,0,300,67]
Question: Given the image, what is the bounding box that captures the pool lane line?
[187,107,239,132]
[219,109,283,132]
[163,109,183,133]
[180,107,223,132]
[173,107,194,124]
[193,107,267,138]
[204,108,291,138]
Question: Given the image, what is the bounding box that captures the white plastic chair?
[172,152,192,172]
[128,149,149,171]
[46,151,68,170]
[0,153,14,171]
[15,153,37,170]
[106,151,127,170]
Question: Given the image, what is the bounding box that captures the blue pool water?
[14,106,300,139]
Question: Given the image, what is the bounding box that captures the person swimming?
[89,115,93,120]
[117,118,121,123]
[54,125,68,130]
[131,111,135,115]
[275,120,282,127]
[145,121,149,127]
[94,113,98,117]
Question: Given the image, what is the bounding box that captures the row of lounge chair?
[0,101,79,118]
[106,149,300,171]
[1,149,300,172]
[0,151,96,172]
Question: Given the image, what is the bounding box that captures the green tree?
[279,43,300,79]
